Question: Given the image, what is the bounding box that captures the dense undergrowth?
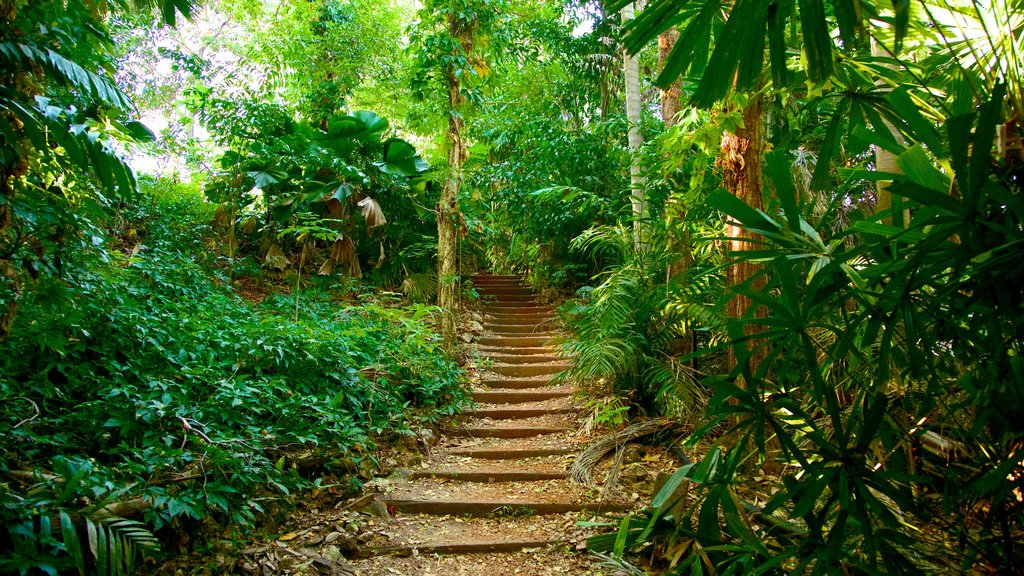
[0,182,466,574]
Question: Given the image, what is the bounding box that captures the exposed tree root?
[570,418,680,487]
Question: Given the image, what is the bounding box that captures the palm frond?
[0,42,131,109]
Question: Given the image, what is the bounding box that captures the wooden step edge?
[471,392,573,404]
[476,346,555,355]
[447,448,575,459]
[466,407,576,419]
[448,427,571,438]
[383,499,631,516]
[485,352,565,360]
[409,471,568,482]
[477,379,558,390]
[356,538,569,559]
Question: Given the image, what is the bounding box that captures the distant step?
[409,470,568,482]
[467,407,575,419]
[359,538,569,558]
[487,324,558,335]
[478,376,559,389]
[383,499,630,516]
[483,314,554,326]
[483,305,555,315]
[472,389,572,404]
[478,336,554,347]
[449,426,570,439]
[485,354,562,364]
[489,364,571,378]
[448,447,574,459]
[477,346,554,356]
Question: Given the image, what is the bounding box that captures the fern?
[558,224,715,416]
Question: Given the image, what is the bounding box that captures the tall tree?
[620,1,646,248]
[411,0,503,345]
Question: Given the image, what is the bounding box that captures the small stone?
[388,467,413,481]
[459,332,474,343]
[324,531,343,544]
[367,499,389,517]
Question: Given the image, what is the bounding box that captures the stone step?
[410,470,568,482]
[485,354,562,364]
[477,336,554,347]
[483,314,553,325]
[359,538,569,558]
[448,447,575,459]
[472,389,572,404]
[487,324,559,335]
[488,364,571,378]
[449,427,570,439]
[477,346,554,356]
[481,294,540,303]
[383,499,629,516]
[483,305,555,315]
[467,407,575,419]
[471,275,522,282]
[478,376,557,389]
[478,286,534,296]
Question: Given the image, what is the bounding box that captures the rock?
[324,531,343,544]
[387,467,413,481]
[417,428,436,446]
[467,320,485,334]
[469,312,484,323]
[366,499,389,517]
[459,331,474,344]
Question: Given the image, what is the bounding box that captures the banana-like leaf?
[357,196,387,228]
[377,138,429,176]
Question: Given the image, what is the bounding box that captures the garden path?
[349,274,629,575]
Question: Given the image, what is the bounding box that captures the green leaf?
[377,138,427,176]
[799,0,834,82]
[765,150,799,231]
[895,144,949,192]
[708,188,779,233]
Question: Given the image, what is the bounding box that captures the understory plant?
[557,223,718,417]
[591,89,1023,574]
[0,182,466,571]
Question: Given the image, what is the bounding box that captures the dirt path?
[347,275,628,575]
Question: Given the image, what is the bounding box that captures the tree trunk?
[719,95,766,373]
[658,27,682,129]
[621,2,646,248]
[871,39,908,226]
[437,16,469,348]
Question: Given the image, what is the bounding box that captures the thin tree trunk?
[871,39,908,226]
[622,2,646,248]
[437,15,469,348]
[719,95,766,373]
[658,27,682,129]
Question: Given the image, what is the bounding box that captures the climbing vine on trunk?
[410,0,505,346]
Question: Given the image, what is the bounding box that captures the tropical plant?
[557,223,714,416]
[592,86,1024,574]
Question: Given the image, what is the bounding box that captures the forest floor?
[153,275,680,575]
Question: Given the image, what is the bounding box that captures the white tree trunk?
[621,1,646,249]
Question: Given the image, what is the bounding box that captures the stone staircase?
[350,275,627,574]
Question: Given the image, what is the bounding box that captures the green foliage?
[199,107,434,283]
[557,224,714,415]
[1,459,161,576]
[0,181,467,567]
[595,88,1024,574]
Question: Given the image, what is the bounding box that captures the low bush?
[0,180,466,573]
